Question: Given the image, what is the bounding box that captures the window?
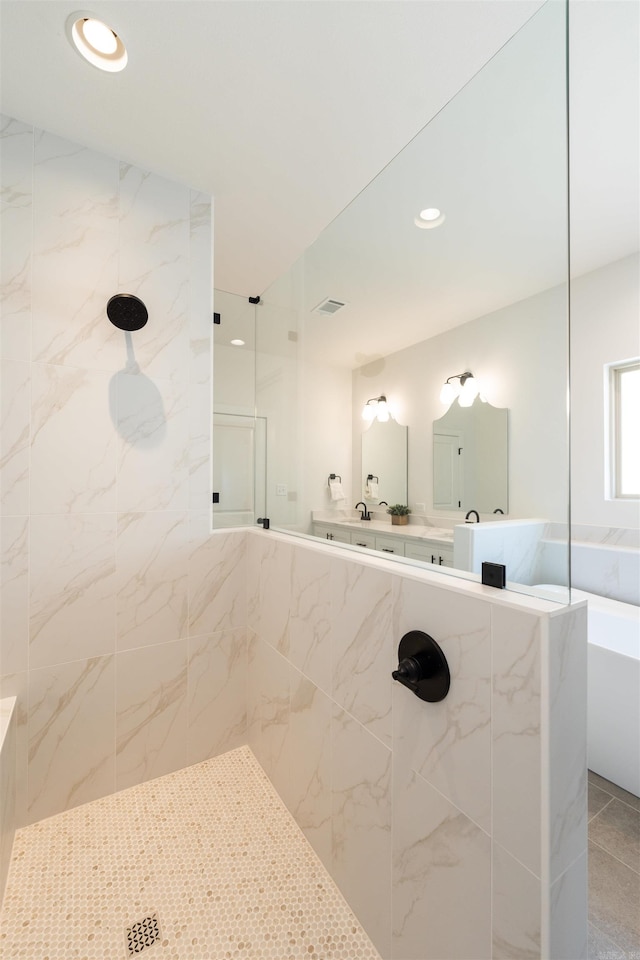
[609,360,640,499]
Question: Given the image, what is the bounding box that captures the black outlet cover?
[482,561,506,589]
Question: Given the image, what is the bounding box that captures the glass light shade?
[376,400,390,421]
[362,402,376,421]
[439,381,457,404]
[459,377,479,407]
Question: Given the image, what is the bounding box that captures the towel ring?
[328,473,342,485]
[366,474,379,483]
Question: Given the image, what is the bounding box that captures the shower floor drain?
[125,913,161,955]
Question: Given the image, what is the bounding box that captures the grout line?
[588,795,615,823]
[589,837,640,878]
[592,789,640,818]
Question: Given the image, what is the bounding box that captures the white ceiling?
[1,0,548,295]
[1,0,637,367]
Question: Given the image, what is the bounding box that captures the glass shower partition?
[213,0,571,603]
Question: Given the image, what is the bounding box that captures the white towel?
[366,480,379,499]
[329,478,345,501]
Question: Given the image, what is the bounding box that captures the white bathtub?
[583,591,640,797]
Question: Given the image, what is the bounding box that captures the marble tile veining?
[115,640,188,792]
[0,516,29,677]
[30,362,118,515]
[29,513,116,669]
[331,558,393,747]
[0,359,30,516]
[27,656,115,824]
[392,767,491,960]
[116,510,189,652]
[0,746,381,960]
[331,706,392,958]
[393,577,492,832]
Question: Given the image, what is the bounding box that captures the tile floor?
[3,753,638,960]
[0,746,381,960]
[588,770,640,960]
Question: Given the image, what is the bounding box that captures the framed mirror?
[432,398,508,514]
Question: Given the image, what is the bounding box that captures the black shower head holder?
[107,294,148,331]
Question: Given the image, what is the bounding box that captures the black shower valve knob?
[392,630,450,702]
[392,656,423,688]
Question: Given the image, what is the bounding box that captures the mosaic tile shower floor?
[0,746,381,960]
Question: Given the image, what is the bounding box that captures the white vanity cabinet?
[374,534,405,556]
[313,525,351,544]
[312,523,453,565]
[404,541,454,567]
[350,531,377,549]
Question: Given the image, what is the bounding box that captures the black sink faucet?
[355,501,371,520]
[465,509,480,522]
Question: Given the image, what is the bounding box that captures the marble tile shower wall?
[246,531,588,960]
[0,115,248,826]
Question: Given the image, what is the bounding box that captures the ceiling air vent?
[312,297,347,316]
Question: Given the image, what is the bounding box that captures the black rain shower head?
[107,294,148,331]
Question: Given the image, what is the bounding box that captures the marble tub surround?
[453,517,550,584]
[247,528,588,959]
[548,521,640,549]
[543,522,639,605]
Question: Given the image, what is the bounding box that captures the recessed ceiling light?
[230,339,245,347]
[414,207,446,230]
[67,12,128,72]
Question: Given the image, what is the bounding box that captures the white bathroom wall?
[246,528,588,960]
[0,115,248,826]
[299,358,353,523]
[570,253,640,529]
[351,281,569,522]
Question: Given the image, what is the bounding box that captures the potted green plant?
[387,504,411,526]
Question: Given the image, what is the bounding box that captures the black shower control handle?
[392,631,450,702]
[392,656,424,689]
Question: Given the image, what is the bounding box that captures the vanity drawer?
[350,532,376,549]
[404,542,454,567]
[313,525,351,544]
[375,535,405,556]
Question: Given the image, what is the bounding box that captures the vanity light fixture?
[414,207,446,230]
[230,339,245,346]
[362,395,390,422]
[439,372,481,406]
[67,12,128,72]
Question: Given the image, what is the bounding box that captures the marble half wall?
[1,115,248,826]
[247,528,588,960]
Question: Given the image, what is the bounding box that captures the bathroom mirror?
[432,399,508,514]
[361,417,408,505]
[213,0,572,601]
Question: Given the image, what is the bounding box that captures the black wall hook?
[392,630,450,702]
